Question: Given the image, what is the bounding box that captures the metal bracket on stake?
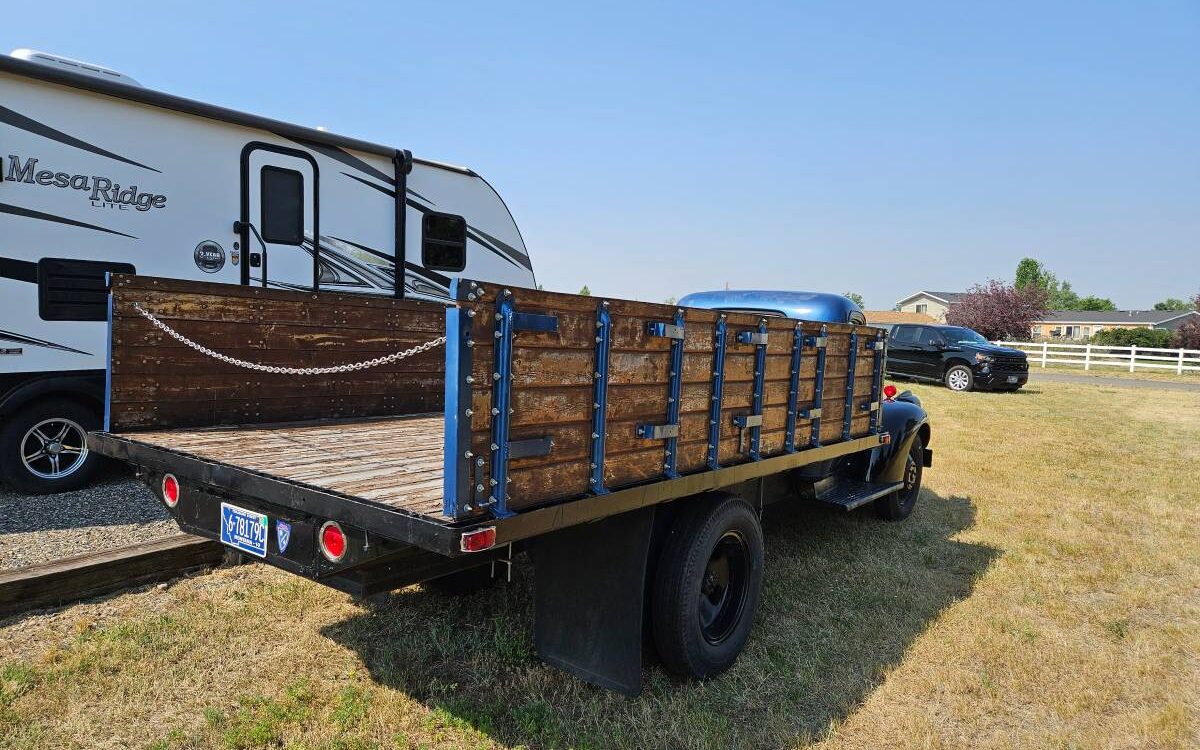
[746,319,768,459]
[636,423,680,440]
[646,321,685,340]
[659,309,686,476]
[843,331,858,441]
[868,329,886,433]
[784,323,803,453]
[706,315,728,470]
[486,290,517,518]
[809,325,828,447]
[589,301,612,494]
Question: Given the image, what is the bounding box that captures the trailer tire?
[875,436,924,521]
[0,399,101,495]
[651,493,764,680]
[425,564,496,596]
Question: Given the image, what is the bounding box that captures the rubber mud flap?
[528,505,656,696]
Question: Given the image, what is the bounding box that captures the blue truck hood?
[677,290,863,325]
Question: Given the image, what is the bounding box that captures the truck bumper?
[140,470,499,596]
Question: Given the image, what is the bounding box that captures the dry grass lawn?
[1,379,1197,749]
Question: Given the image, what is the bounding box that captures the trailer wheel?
[425,563,496,596]
[875,436,924,521]
[651,493,764,680]
[0,399,101,495]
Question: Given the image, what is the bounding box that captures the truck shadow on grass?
[322,491,998,749]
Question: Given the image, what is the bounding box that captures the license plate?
[219,502,269,558]
[1007,375,1019,383]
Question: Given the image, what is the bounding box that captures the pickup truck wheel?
[0,399,101,495]
[944,364,974,392]
[425,564,496,596]
[652,494,764,680]
[875,436,924,521]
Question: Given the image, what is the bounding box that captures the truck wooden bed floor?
[119,414,448,519]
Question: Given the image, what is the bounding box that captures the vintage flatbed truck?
[88,274,931,695]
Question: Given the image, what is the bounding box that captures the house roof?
[895,290,967,306]
[865,310,937,324]
[1038,310,1200,325]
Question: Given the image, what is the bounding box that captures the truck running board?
[815,479,904,511]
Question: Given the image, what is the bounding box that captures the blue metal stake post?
[487,291,517,518]
[784,323,804,452]
[737,319,769,460]
[802,325,828,448]
[442,279,478,519]
[590,301,612,493]
[867,330,886,433]
[706,315,728,470]
[663,309,685,477]
[842,331,858,441]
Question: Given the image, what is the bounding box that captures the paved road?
[1028,371,1200,392]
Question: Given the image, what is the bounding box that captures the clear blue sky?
[9,1,1197,308]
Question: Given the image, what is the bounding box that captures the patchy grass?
[1,381,1197,749]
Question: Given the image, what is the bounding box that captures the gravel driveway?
[0,465,177,571]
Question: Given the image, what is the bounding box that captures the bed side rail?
[442,280,885,520]
[105,274,448,431]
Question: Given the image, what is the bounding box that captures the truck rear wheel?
[0,399,101,495]
[875,436,924,521]
[651,493,764,680]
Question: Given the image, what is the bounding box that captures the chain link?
[131,302,446,375]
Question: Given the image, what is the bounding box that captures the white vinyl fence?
[995,341,1200,374]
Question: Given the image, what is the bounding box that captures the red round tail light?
[319,521,347,562]
[161,474,180,507]
[883,384,898,401]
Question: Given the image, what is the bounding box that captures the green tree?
[664,296,677,306]
[1153,298,1190,311]
[1015,258,1050,290]
[1073,295,1117,311]
[578,285,591,296]
[843,292,865,308]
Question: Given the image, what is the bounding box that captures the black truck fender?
[872,393,932,484]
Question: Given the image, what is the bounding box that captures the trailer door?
[240,145,319,290]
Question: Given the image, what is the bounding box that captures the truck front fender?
[873,396,931,484]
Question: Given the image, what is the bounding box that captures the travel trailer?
[0,49,535,493]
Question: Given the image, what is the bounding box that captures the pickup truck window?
[890,325,917,344]
[919,327,945,347]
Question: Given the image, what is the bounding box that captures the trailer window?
[422,212,467,271]
[260,166,305,245]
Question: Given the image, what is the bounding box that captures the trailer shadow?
[322,490,998,749]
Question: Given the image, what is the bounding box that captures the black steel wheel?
[0,399,102,494]
[652,493,764,680]
[875,436,924,521]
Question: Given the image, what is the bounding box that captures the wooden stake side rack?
[98,275,885,525]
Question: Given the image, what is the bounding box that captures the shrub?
[1172,319,1200,350]
[946,280,1049,341]
[1090,328,1172,348]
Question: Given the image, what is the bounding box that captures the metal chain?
[130,302,446,375]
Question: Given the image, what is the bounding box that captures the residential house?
[865,310,936,326]
[1032,310,1200,340]
[894,291,966,322]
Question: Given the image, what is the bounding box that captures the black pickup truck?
[883,323,1029,392]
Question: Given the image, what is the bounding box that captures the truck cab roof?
[677,290,866,326]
